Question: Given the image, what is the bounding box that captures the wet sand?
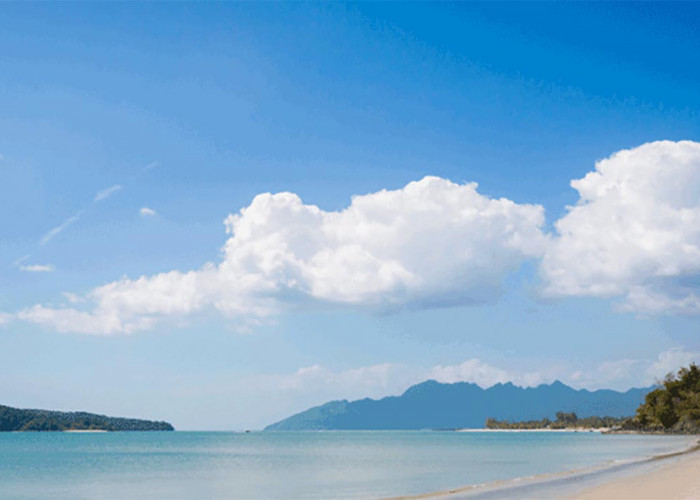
[390,438,699,500]
[567,447,700,499]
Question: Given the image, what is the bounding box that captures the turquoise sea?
[0,431,693,499]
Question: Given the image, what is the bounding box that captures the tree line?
[486,412,626,430]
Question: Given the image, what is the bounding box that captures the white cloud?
[542,140,700,314]
[429,358,547,388]
[568,359,642,390]
[276,363,412,396]
[241,350,699,417]
[244,360,536,417]
[428,350,699,392]
[19,264,54,273]
[0,312,12,325]
[647,347,699,382]
[16,305,156,335]
[213,363,422,427]
[13,254,30,266]
[567,348,700,390]
[18,176,547,335]
[23,141,700,336]
[40,211,82,245]
[33,182,123,250]
[264,349,699,404]
[62,292,84,304]
[94,184,122,202]
[139,207,157,217]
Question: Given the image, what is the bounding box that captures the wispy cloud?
[13,254,30,267]
[94,184,122,202]
[40,211,82,245]
[35,184,117,250]
[127,161,160,182]
[139,207,157,217]
[0,312,12,325]
[14,160,159,269]
[62,292,84,304]
[20,264,55,273]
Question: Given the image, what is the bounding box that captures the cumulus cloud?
[139,207,157,217]
[647,347,700,381]
[94,184,122,202]
[18,176,547,335]
[21,141,700,335]
[19,264,54,273]
[542,140,700,314]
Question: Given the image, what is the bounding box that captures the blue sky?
[1,3,700,429]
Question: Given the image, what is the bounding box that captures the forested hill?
[622,364,700,433]
[265,380,651,430]
[0,404,174,431]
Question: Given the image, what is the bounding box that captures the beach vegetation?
[623,363,700,433]
[485,413,626,430]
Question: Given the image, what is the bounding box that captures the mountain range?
[265,380,651,430]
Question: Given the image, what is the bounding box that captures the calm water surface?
[0,431,693,499]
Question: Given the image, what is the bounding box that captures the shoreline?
[565,447,700,499]
[62,429,109,433]
[387,437,700,500]
[455,428,610,433]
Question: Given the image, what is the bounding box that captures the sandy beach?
[395,438,700,500]
[567,447,700,500]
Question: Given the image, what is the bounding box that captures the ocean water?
[0,431,693,499]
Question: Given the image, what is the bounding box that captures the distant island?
[0,404,174,431]
[265,379,651,430]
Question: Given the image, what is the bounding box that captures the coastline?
[62,429,109,433]
[388,437,699,500]
[455,428,611,433]
[565,447,700,499]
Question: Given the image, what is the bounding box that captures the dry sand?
[566,449,700,500]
